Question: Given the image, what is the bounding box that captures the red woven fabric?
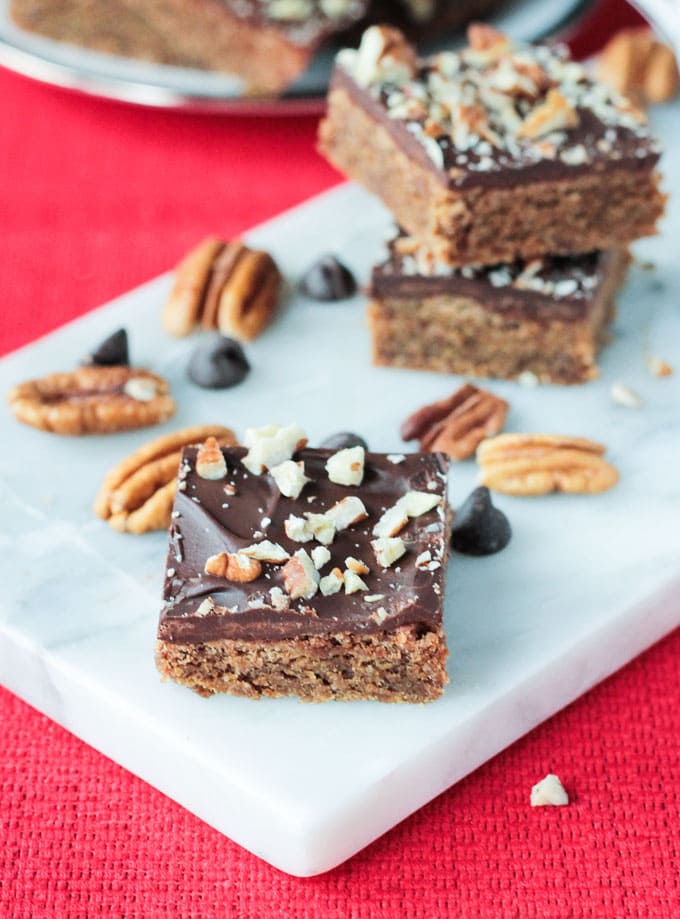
[1,2,678,915]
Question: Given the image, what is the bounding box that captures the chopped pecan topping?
[401,383,509,460]
[326,446,365,486]
[205,552,262,582]
[282,549,320,600]
[517,89,579,140]
[196,436,228,480]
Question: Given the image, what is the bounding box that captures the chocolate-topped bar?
[368,234,629,384]
[319,24,665,266]
[11,0,369,96]
[156,427,451,702]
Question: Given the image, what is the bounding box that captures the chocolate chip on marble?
[320,432,368,451]
[300,255,357,301]
[451,486,512,556]
[187,335,250,389]
[83,328,129,367]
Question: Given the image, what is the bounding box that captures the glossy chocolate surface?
[332,40,661,191]
[159,447,450,643]
[370,238,622,322]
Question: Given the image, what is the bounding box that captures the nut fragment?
[646,355,673,377]
[205,552,262,582]
[371,536,406,568]
[372,504,409,538]
[401,383,508,460]
[466,22,511,57]
[196,436,228,480]
[94,424,236,533]
[319,568,344,596]
[326,446,365,486]
[345,556,370,575]
[324,496,368,531]
[400,491,442,517]
[311,546,331,570]
[162,236,281,341]
[344,570,368,594]
[517,89,579,140]
[8,366,175,436]
[610,383,642,409]
[269,460,310,498]
[240,540,290,563]
[347,25,417,87]
[530,774,569,807]
[282,549,320,600]
[242,424,308,475]
[477,433,619,496]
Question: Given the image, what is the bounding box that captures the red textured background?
[2,1,679,915]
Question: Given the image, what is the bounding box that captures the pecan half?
[94,424,237,534]
[477,433,619,496]
[7,366,175,436]
[163,237,281,341]
[597,27,679,105]
[401,383,508,461]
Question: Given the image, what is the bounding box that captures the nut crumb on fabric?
[530,773,569,807]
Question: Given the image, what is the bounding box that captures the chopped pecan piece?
[401,383,508,460]
[205,552,262,582]
[282,549,320,600]
[517,89,579,140]
[196,436,228,480]
[477,433,619,495]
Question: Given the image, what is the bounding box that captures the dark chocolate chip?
[300,255,357,301]
[83,328,129,367]
[451,487,511,557]
[187,335,250,389]
[320,432,368,451]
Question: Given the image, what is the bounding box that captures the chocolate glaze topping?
[159,446,450,643]
[333,31,661,191]
[369,236,621,322]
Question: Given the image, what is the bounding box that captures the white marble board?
[1,104,679,878]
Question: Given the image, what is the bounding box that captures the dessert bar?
[11,0,369,95]
[156,430,451,702]
[368,235,629,384]
[319,25,665,265]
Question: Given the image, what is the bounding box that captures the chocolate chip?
[300,255,357,301]
[320,432,368,451]
[187,335,250,389]
[451,487,511,556]
[84,328,129,367]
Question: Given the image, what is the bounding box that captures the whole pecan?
[401,383,508,461]
[163,237,281,341]
[7,366,175,436]
[477,433,619,496]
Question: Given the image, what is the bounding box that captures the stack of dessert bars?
[319,24,666,384]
